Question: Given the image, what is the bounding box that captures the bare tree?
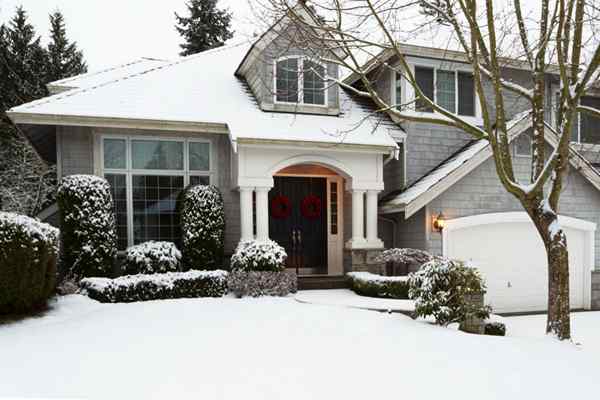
[254,0,600,340]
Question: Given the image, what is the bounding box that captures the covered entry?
[443,212,595,313]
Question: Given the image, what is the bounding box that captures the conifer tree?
[175,0,233,56]
[46,11,87,83]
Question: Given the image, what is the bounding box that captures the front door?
[269,176,327,275]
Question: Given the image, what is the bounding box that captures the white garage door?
[443,212,595,313]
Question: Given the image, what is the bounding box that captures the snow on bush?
[180,185,225,270]
[80,270,228,303]
[230,240,287,272]
[347,272,409,299]
[484,321,507,336]
[377,248,433,266]
[0,212,59,314]
[122,241,182,275]
[408,257,491,326]
[57,175,117,278]
[228,270,297,298]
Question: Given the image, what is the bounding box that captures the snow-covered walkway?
[295,289,415,313]
[0,295,599,400]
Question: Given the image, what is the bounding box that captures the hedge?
[228,270,297,298]
[80,270,228,303]
[231,240,287,272]
[180,185,225,270]
[57,175,117,278]
[347,272,410,299]
[121,241,182,275]
[0,212,59,314]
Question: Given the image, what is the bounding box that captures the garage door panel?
[445,214,589,313]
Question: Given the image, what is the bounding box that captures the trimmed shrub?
[80,270,228,303]
[228,270,297,298]
[347,272,409,299]
[0,212,59,314]
[231,240,287,272]
[408,257,491,326]
[377,248,433,275]
[485,321,507,336]
[180,185,225,270]
[121,241,182,275]
[57,175,117,278]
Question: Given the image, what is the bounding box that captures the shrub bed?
[180,185,225,270]
[57,175,117,278]
[408,257,491,326]
[347,272,409,299]
[121,241,182,275]
[0,212,59,314]
[80,270,228,303]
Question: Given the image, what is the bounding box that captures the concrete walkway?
[295,289,415,314]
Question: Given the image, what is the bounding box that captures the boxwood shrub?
[347,272,409,299]
[180,185,225,270]
[121,241,182,275]
[80,270,228,303]
[0,212,59,314]
[57,175,117,278]
[231,239,287,272]
[485,321,507,336]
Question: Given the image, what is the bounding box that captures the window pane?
[436,70,456,113]
[303,60,326,105]
[580,97,600,144]
[395,72,402,110]
[132,175,184,245]
[189,142,210,171]
[458,72,475,116]
[132,140,183,170]
[276,58,299,103]
[415,67,434,112]
[104,139,126,169]
[515,133,532,156]
[190,175,210,186]
[105,174,128,250]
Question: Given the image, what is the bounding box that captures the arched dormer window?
[275,56,327,106]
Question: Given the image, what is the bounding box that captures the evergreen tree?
[175,0,233,56]
[46,11,87,83]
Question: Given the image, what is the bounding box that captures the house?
[7,6,600,313]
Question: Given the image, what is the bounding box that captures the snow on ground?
[1,295,600,400]
[295,288,415,312]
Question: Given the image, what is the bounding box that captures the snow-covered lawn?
[1,295,600,400]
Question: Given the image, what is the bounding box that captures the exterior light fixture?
[433,212,446,232]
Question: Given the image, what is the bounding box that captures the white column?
[255,187,270,241]
[239,187,254,241]
[350,189,366,246]
[366,190,384,248]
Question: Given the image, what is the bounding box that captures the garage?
[443,212,595,313]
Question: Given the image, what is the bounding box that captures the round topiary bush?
[57,175,117,278]
[121,241,182,275]
[230,239,287,272]
[408,257,491,326]
[179,185,225,270]
[0,212,59,314]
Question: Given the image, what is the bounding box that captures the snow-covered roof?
[47,58,171,93]
[381,114,600,217]
[9,42,399,151]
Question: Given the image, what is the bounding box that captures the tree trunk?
[542,220,571,340]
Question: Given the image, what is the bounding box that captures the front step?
[298,275,349,290]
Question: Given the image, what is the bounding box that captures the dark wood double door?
[269,176,327,274]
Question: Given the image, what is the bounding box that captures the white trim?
[442,211,595,310]
[273,56,328,107]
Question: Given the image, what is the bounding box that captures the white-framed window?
[561,95,600,145]
[274,56,327,106]
[101,135,215,249]
[396,64,476,117]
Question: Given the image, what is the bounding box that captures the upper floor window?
[411,66,475,116]
[570,96,600,145]
[275,56,326,106]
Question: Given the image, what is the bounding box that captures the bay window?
[275,56,327,106]
[101,136,214,249]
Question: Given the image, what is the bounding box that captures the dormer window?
[275,56,326,106]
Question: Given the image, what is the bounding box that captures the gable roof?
[47,58,171,94]
[7,42,399,152]
[380,114,600,217]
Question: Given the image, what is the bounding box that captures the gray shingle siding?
[58,126,94,176]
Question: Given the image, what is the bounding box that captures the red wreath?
[301,195,322,220]
[271,195,291,219]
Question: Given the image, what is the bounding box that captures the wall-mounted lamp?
[433,212,446,232]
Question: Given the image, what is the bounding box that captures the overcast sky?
[0,0,256,69]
